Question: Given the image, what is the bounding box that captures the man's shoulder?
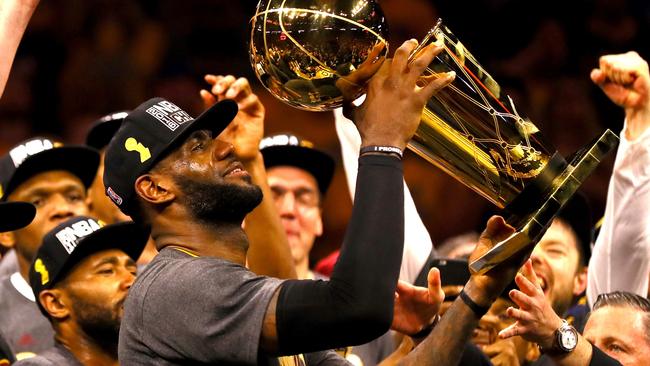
[0,251,18,280]
[13,345,81,366]
[125,247,283,316]
[133,248,256,289]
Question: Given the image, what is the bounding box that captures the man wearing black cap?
[529,195,592,330]
[260,133,334,281]
[85,111,158,266]
[12,216,148,366]
[105,41,456,364]
[85,111,131,225]
[0,138,99,357]
[261,134,398,365]
[0,201,35,365]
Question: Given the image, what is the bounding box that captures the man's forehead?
[10,171,85,199]
[538,219,579,249]
[74,249,134,272]
[586,306,646,340]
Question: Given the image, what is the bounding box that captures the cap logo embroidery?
[259,134,300,149]
[145,100,193,131]
[9,139,55,168]
[54,219,102,254]
[34,259,49,285]
[106,187,123,205]
[125,137,151,163]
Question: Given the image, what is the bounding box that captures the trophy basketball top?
[249,0,389,111]
[249,1,619,273]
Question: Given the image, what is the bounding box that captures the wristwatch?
[542,319,579,354]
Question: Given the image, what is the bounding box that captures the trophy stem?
[469,129,620,274]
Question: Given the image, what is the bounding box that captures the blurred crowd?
[1,1,650,365]
[0,0,647,264]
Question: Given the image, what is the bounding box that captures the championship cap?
[0,202,35,232]
[29,216,150,315]
[260,133,335,194]
[85,111,129,150]
[103,97,238,215]
[556,192,593,265]
[0,137,99,201]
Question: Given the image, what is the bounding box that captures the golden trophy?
[249,1,619,274]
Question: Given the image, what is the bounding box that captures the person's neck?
[16,252,31,282]
[295,258,311,280]
[56,325,118,366]
[152,212,249,265]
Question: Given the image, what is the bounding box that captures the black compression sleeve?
[275,154,404,355]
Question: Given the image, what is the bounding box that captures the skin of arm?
[258,39,455,353]
[200,76,297,280]
[0,0,40,98]
[587,51,650,304]
[397,216,522,366]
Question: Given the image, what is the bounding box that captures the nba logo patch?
[145,100,193,131]
[107,187,123,205]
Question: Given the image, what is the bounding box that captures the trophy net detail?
[409,22,556,209]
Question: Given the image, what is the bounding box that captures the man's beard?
[69,292,121,349]
[174,174,263,225]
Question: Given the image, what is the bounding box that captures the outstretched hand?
[346,39,455,151]
[498,259,562,350]
[391,267,445,335]
[200,75,265,162]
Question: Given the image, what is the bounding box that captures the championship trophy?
[249,0,619,274]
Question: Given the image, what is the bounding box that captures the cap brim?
[3,146,100,201]
[556,192,592,261]
[86,117,125,150]
[57,221,151,283]
[261,145,335,194]
[165,99,238,156]
[0,202,35,232]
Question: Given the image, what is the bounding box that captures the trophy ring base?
[469,129,619,275]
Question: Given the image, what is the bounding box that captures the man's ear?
[0,231,16,250]
[573,266,588,296]
[39,289,70,320]
[135,174,176,205]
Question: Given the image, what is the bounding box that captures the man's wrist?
[360,139,407,151]
[464,278,496,308]
[410,314,440,340]
[624,108,650,142]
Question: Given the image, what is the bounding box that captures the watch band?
[540,319,578,355]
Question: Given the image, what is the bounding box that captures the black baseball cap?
[29,216,150,315]
[556,192,593,265]
[0,137,99,202]
[85,111,129,150]
[260,133,335,194]
[103,97,238,215]
[0,202,35,232]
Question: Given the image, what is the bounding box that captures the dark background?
[2,0,648,264]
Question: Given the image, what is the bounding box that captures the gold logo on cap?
[125,137,151,163]
[34,258,49,285]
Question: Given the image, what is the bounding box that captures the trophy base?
[469,129,619,275]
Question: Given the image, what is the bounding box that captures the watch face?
[560,328,578,350]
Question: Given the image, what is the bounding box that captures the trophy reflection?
[249,1,619,274]
[408,20,618,273]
